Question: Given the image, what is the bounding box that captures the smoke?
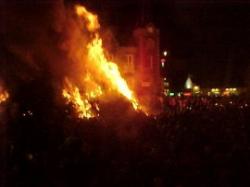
[1,1,57,80]
[0,1,91,95]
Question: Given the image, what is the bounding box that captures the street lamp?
[163,50,168,57]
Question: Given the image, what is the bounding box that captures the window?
[126,54,134,70]
[109,54,114,61]
[127,54,133,63]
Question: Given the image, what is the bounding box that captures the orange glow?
[0,90,9,104]
[62,5,140,119]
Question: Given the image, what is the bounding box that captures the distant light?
[183,92,192,97]
[185,77,193,89]
[211,88,220,95]
[27,110,33,116]
[163,51,168,57]
[223,88,238,96]
[222,91,230,96]
[169,92,175,96]
[22,110,34,117]
[193,85,200,93]
[161,58,165,68]
[193,86,199,90]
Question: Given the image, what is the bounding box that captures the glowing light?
[183,92,192,97]
[22,110,34,117]
[185,76,193,89]
[163,51,168,57]
[161,59,165,68]
[223,88,238,96]
[0,90,9,104]
[193,86,199,91]
[192,85,200,94]
[169,92,175,96]
[211,88,220,95]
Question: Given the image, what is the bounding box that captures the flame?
[75,5,100,32]
[62,5,140,119]
[62,78,101,119]
[0,90,9,104]
[87,35,139,110]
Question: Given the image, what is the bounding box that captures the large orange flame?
[62,5,140,119]
[87,35,139,110]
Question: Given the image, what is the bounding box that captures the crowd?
[2,93,250,187]
[164,95,249,115]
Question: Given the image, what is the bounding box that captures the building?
[115,24,163,113]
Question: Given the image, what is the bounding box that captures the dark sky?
[1,0,250,89]
[82,0,250,88]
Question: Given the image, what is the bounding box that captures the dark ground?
[1,83,250,187]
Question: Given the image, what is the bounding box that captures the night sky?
[82,0,250,89]
[1,0,250,89]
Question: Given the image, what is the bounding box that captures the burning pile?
[62,5,140,119]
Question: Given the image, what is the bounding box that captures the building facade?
[116,24,163,113]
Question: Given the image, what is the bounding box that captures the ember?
[0,89,9,104]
